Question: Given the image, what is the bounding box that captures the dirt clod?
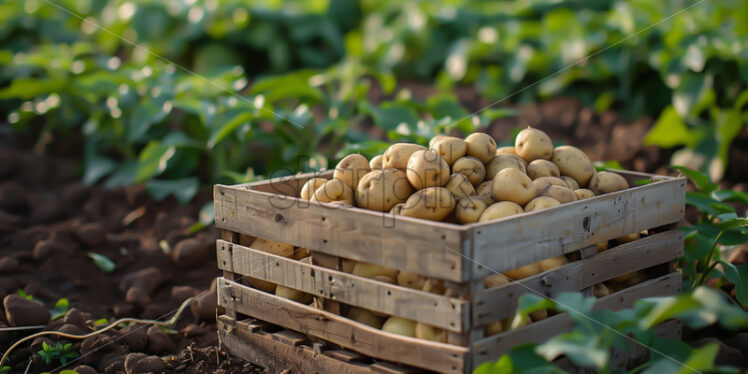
[146,325,177,355]
[125,352,166,374]
[3,294,50,326]
[172,237,212,268]
[76,222,107,247]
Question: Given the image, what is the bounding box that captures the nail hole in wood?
[310,269,315,277]
[441,234,446,240]
[328,275,333,282]
[321,217,326,222]
[322,239,328,244]
[387,291,391,296]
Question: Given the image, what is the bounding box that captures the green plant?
[37,341,78,366]
[476,287,748,373]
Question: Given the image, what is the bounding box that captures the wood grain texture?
[217,277,470,373]
[471,271,682,367]
[473,230,683,324]
[217,239,468,332]
[469,177,686,277]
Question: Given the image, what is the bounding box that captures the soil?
[1,96,747,373]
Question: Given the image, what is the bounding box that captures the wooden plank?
[470,177,686,277]
[370,361,422,374]
[234,170,334,196]
[217,277,470,374]
[471,272,682,368]
[324,349,367,363]
[220,230,240,319]
[272,330,310,346]
[312,251,344,315]
[214,183,468,282]
[473,230,683,324]
[218,316,373,374]
[217,240,468,332]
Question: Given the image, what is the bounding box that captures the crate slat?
[217,239,469,332]
[470,176,686,277]
[471,271,682,367]
[473,229,683,324]
[217,277,470,374]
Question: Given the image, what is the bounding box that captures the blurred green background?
[1,0,746,203]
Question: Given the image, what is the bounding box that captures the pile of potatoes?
[247,127,644,341]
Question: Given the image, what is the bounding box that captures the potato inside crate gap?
[214,128,686,373]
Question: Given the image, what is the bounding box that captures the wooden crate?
[214,169,686,373]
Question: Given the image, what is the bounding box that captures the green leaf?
[719,261,748,306]
[135,142,176,183]
[208,112,253,149]
[644,106,696,148]
[713,190,748,205]
[145,177,199,204]
[555,292,596,317]
[88,252,115,273]
[639,296,702,330]
[536,331,608,369]
[83,154,117,186]
[188,202,215,234]
[17,289,33,300]
[0,77,65,99]
[50,298,69,321]
[512,293,556,328]
[715,217,748,232]
[594,160,623,171]
[671,166,718,194]
[368,102,419,131]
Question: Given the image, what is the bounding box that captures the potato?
[415,323,446,342]
[561,176,580,190]
[596,241,609,252]
[401,187,455,221]
[275,285,313,304]
[334,154,371,191]
[406,150,450,190]
[383,143,426,170]
[593,283,610,298]
[372,275,397,284]
[538,185,577,204]
[484,320,504,336]
[483,273,510,288]
[613,232,640,245]
[527,159,560,179]
[452,156,486,185]
[346,307,384,329]
[430,136,467,166]
[369,155,383,170]
[445,173,475,201]
[551,146,594,187]
[382,317,416,337]
[479,201,524,222]
[356,168,412,212]
[248,278,276,293]
[491,168,536,206]
[421,278,446,295]
[476,180,493,197]
[300,178,327,200]
[312,179,355,205]
[537,256,568,272]
[252,238,295,258]
[503,262,541,280]
[429,135,448,149]
[352,261,399,280]
[574,188,595,200]
[496,146,517,156]
[486,154,527,179]
[397,271,427,290]
[515,127,553,162]
[524,196,561,212]
[588,171,629,195]
[532,176,568,193]
[464,133,497,164]
[389,203,405,215]
[530,309,548,321]
[456,197,488,224]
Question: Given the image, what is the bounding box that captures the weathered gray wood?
[473,230,683,324]
[217,240,468,332]
[469,176,686,277]
[214,183,468,282]
[471,272,682,368]
[217,277,470,373]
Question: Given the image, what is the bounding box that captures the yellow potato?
[503,263,541,280]
[346,307,384,329]
[341,258,356,273]
[515,127,553,162]
[415,323,446,342]
[369,155,383,170]
[455,196,488,224]
[496,146,518,156]
[356,168,412,212]
[383,143,427,170]
[334,154,371,191]
[275,285,313,304]
[551,146,594,187]
[593,283,610,298]
[530,309,548,321]
[596,241,609,252]
[430,136,467,166]
[476,180,494,197]
[527,159,560,179]
[401,187,455,221]
[452,156,486,185]
[524,196,561,212]
[479,201,524,222]
[406,150,450,190]
[483,273,510,288]
[445,173,476,201]
[352,261,399,280]
[561,176,580,190]
[484,320,504,336]
[300,178,327,200]
[613,232,640,245]
[372,275,397,284]
[532,176,568,194]
[464,132,497,164]
[312,179,355,205]
[397,271,427,290]
[248,278,276,293]
[421,278,446,295]
[389,203,405,215]
[537,256,568,272]
[251,238,295,258]
[574,188,595,200]
[588,171,629,195]
[491,168,536,206]
[538,185,578,204]
[486,154,527,179]
[429,135,448,149]
[382,317,416,337]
